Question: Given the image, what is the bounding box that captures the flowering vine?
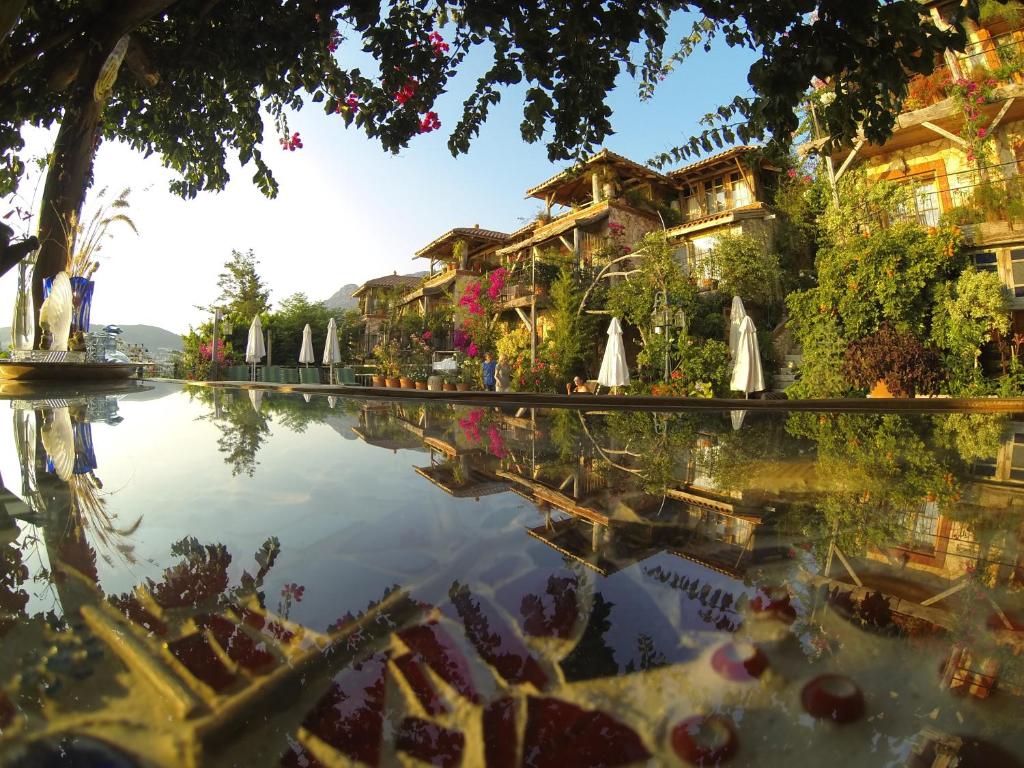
[950,75,999,166]
[280,131,303,151]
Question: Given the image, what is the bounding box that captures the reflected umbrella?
[249,388,264,413]
[730,410,746,431]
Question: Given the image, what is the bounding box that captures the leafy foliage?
[543,267,598,384]
[674,337,732,396]
[843,324,943,397]
[706,233,784,319]
[269,292,360,366]
[0,1,990,199]
[786,173,978,397]
[216,249,272,349]
[930,269,1010,367]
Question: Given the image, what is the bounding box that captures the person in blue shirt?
[481,351,497,392]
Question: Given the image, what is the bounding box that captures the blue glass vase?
[70,277,94,335]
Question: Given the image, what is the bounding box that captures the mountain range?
[323,284,359,310]
[0,323,184,351]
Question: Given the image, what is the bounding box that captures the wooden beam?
[922,121,969,148]
[832,545,863,588]
[833,138,865,182]
[920,579,968,607]
[989,97,1015,133]
[515,307,533,332]
[558,234,573,252]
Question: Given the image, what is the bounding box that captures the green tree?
[786,173,971,397]
[606,232,695,381]
[0,2,993,345]
[216,249,271,350]
[544,267,598,383]
[268,292,362,365]
[706,233,784,322]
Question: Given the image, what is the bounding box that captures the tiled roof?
[414,226,510,259]
[351,273,423,297]
[667,146,761,178]
[525,148,670,199]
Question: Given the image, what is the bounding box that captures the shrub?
[707,233,785,320]
[675,337,732,395]
[843,325,943,397]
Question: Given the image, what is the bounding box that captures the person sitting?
[566,376,591,394]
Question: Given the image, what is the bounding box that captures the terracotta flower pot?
[415,380,428,390]
[868,379,894,398]
[456,382,470,392]
[400,376,415,389]
[443,382,457,392]
[386,377,401,388]
[371,375,386,387]
[801,675,865,724]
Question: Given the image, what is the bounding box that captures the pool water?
[0,383,1022,766]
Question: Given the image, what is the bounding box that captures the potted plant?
[456,355,477,391]
[843,324,943,398]
[373,340,402,387]
[443,374,457,392]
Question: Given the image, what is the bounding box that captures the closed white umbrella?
[245,315,266,381]
[323,317,341,384]
[730,410,747,431]
[730,315,765,397]
[597,317,630,390]
[728,296,747,360]
[299,323,315,366]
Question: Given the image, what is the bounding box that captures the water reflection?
[1,386,1023,765]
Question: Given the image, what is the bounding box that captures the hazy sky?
[1,22,756,334]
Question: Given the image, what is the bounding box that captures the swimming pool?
[0,382,1021,766]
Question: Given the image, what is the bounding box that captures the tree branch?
[124,36,160,87]
[0,0,180,87]
[0,0,27,46]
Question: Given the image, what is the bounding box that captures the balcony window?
[691,236,720,281]
[894,180,941,227]
[973,251,998,273]
[1011,248,1024,298]
[902,500,940,553]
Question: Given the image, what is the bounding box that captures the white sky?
[0,28,754,335]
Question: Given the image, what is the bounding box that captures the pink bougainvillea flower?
[467,342,478,358]
[429,31,450,55]
[418,111,441,134]
[422,330,432,340]
[395,79,418,104]
[978,127,987,138]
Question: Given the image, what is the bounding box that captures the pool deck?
[173,379,1024,413]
